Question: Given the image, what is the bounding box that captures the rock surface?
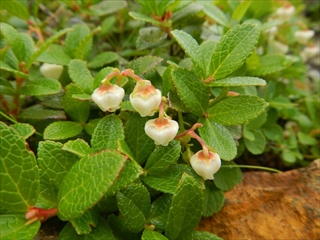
[197,160,320,239]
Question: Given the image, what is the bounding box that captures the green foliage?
[0,0,317,238]
[0,122,39,213]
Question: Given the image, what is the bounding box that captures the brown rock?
[197,160,320,239]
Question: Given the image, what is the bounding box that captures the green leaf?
[68,59,94,94]
[171,3,203,22]
[0,77,14,95]
[128,55,163,76]
[0,0,30,20]
[62,139,94,158]
[214,161,242,191]
[144,140,181,175]
[58,150,127,220]
[91,115,124,152]
[59,217,116,240]
[89,0,127,16]
[248,54,293,76]
[297,132,317,146]
[199,40,217,77]
[281,149,296,165]
[166,173,204,240]
[87,52,118,69]
[62,83,90,123]
[0,61,28,78]
[136,26,168,50]
[0,23,26,63]
[142,229,168,240]
[37,44,71,66]
[129,12,161,26]
[171,30,201,70]
[206,77,266,87]
[262,123,283,141]
[10,123,35,139]
[20,33,35,64]
[84,118,101,135]
[108,214,141,240]
[43,121,83,140]
[210,24,260,79]
[136,0,175,16]
[171,67,209,117]
[124,113,155,165]
[0,214,40,239]
[245,111,267,130]
[74,27,101,60]
[26,28,72,69]
[36,170,58,209]
[19,104,66,120]
[147,194,172,231]
[116,182,151,232]
[142,164,204,194]
[72,93,91,100]
[70,208,99,235]
[244,129,266,154]
[231,0,252,22]
[203,181,224,217]
[200,2,229,27]
[20,78,61,96]
[184,230,223,240]
[107,159,143,196]
[65,24,90,59]
[92,67,113,90]
[198,118,237,160]
[0,122,39,213]
[208,95,268,125]
[37,141,79,192]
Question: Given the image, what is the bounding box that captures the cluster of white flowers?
[263,3,319,61]
[90,69,221,180]
[91,70,178,146]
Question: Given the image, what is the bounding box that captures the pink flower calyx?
[25,207,58,225]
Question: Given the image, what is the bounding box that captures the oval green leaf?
[210,24,260,79]
[0,122,39,213]
[20,78,61,96]
[43,121,83,140]
[165,173,204,240]
[171,67,209,117]
[57,150,127,220]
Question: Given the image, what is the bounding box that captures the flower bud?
[190,150,221,180]
[130,80,161,117]
[40,63,63,80]
[294,30,315,44]
[275,4,295,22]
[144,117,179,146]
[91,84,124,112]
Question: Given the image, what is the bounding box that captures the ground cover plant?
[0,0,319,239]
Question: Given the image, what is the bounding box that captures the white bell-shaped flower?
[275,4,295,22]
[145,117,179,146]
[300,46,320,61]
[130,80,161,117]
[91,84,124,112]
[40,63,63,80]
[294,30,315,44]
[190,150,221,180]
